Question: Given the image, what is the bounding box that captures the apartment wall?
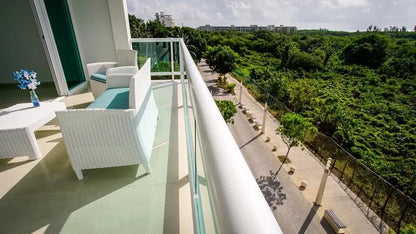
[0,0,53,84]
[67,0,117,68]
[108,0,132,50]
[67,0,132,75]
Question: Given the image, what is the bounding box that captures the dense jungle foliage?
[204,29,416,198]
[128,15,416,199]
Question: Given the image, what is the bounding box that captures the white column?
[261,102,267,134]
[31,0,68,96]
[314,158,332,206]
[238,81,243,104]
[107,0,131,49]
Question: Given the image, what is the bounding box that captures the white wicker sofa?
[87,49,138,98]
[56,59,158,180]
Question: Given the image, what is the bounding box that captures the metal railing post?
[380,190,393,220]
[339,160,348,182]
[170,40,174,80]
[179,39,184,80]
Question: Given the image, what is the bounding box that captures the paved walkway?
[199,61,381,234]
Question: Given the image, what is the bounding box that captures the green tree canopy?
[274,113,317,178]
[128,16,206,61]
[279,113,318,149]
[287,51,323,71]
[204,45,239,76]
[178,27,207,62]
[129,15,147,38]
[215,100,237,124]
[204,29,416,201]
[342,34,389,68]
[145,20,171,38]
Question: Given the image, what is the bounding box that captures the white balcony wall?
[0,0,53,84]
[67,0,132,80]
[67,0,117,68]
[107,0,132,50]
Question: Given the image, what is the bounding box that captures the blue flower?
[13,69,40,90]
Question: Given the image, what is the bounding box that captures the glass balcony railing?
[132,38,283,234]
[132,38,180,79]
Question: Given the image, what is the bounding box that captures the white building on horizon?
[155,11,174,27]
[197,24,297,34]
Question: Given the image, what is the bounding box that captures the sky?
[127,0,415,31]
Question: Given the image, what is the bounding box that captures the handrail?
[131,38,180,43]
[180,39,282,234]
[180,46,206,234]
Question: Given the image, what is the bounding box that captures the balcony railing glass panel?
[132,38,181,79]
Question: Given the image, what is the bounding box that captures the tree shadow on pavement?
[256,171,287,210]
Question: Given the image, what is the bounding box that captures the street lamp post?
[314,157,332,206]
[261,102,267,134]
[238,81,243,104]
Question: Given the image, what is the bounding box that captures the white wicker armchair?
[87,49,138,98]
[57,59,158,180]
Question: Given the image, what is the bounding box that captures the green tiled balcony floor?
[0,81,192,234]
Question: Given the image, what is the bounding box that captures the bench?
[300,180,308,188]
[242,106,249,114]
[253,120,262,130]
[57,58,158,180]
[324,209,346,234]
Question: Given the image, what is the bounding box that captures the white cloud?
[319,0,369,8]
[127,0,415,31]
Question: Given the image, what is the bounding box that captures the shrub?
[287,52,323,71]
[215,100,237,124]
[342,34,389,68]
[226,83,236,94]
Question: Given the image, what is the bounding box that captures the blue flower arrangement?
[13,69,40,90]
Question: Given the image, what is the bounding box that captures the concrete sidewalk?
[199,60,382,233]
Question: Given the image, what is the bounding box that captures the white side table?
[0,102,66,160]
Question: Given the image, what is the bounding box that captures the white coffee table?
[0,102,66,160]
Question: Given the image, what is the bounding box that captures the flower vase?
[30,90,40,107]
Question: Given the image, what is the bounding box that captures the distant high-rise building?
[197,24,297,34]
[155,11,174,27]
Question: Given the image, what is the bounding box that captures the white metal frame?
[30,0,87,96]
[131,38,184,79]
[30,0,68,96]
